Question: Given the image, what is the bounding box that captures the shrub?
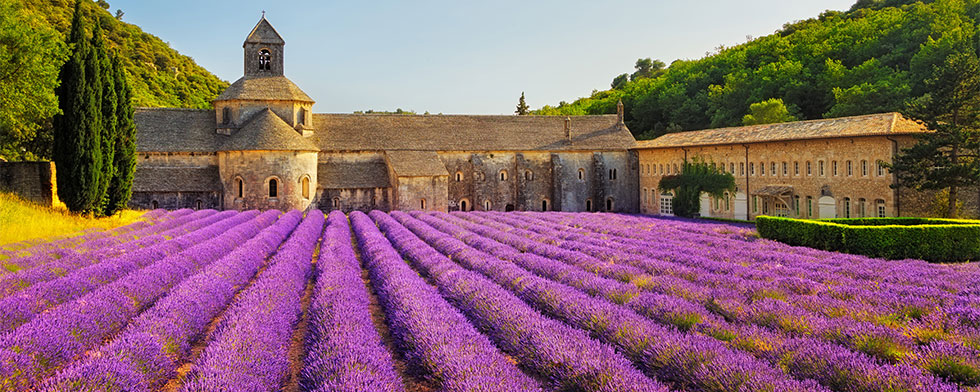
[755,216,980,262]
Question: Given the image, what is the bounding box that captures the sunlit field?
[0,192,146,252]
[1,209,978,392]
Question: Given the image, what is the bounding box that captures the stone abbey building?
[128,17,951,218]
[130,17,638,213]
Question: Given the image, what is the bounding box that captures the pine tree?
[92,19,115,215]
[515,92,529,115]
[105,53,136,216]
[891,52,980,218]
[54,0,102,213]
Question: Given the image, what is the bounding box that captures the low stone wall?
[0,162,57,206]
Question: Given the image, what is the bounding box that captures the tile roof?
[385,150,449,177]
[214,75,314,102]
[312,114,635,151]
[317,161,390,189]
[634,113,930,149]
[218,108,319,152]
[132,166,221,192]
[245,17,284,45]
[135,108,219,153]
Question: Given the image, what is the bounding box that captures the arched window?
[298,107,306,126]
[151,200,159,209]
[236,178,244,198]
[420,199,426,210]
[832,160,838,176]
[858,198,866,217]
[585,199,593,212]
[499,170,508,181]
[876,199,887,217]
[578,168,585,181]
[672,164,678,174]
[606,197,614,212]
[258,49,272,71]
[301,176,310,199]
[269,178,278,198]
[642,187,648,205]
[861,160,868,176]
[541,199,549,211]
[847,160,853,176]
[332,197,340,209]
[524,170,533,181]
[455,171,463,182]
[484,200,492,211]
[460,199,469,211]
[222,107,231,125]
[612,168,618,180]
[371,196,377,206]
[196,200,203,210]
[843,197,851,218]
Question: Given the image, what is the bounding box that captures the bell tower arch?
[243,16,285,77]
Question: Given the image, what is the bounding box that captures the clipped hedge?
[756,216,980,262]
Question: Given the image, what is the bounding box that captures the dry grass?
[0,192,146,248]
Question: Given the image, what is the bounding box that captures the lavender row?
[467,211,972,362]
[177,211,323,391]
[0,210,243,335]
[43,211,309,391]
[429,211,967,392]
[0,209,180,270]
[349,211,541,392]
[398,211,822,392]
[0,209,221,299]
[372,211,666,392]
[298,211,402,392]
[0,209,278,391]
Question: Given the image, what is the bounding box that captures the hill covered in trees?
[1,0,227,160]
[533,0,967,139]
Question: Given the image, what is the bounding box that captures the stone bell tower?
[244,15,285,77]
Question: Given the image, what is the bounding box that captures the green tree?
[891,51,980,218]
[53,0,102,213]
[105,54,136,216]
[0,0,67,160]
[658,158,735,218]
[742,98,797,125]
[515,92,530,115]
[92,19,116,215]
[611,73,629,90]
[630,58,665,81]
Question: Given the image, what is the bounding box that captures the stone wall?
[318,187,391,212]
[130,191,221,210]
[0,162,57,206]
[218,150,318,211]
[393,176,449,211]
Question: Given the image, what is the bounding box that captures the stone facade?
[636,114,943,219]
[0,162,57,206]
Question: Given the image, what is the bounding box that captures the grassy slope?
[0,192,145,248]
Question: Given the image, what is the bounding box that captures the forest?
[1,0,227,160]
[532,0,974,140]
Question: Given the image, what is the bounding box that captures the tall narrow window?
[298,107,306,126]
[578,168,585,181]
[151,200,159,209]
[876,199,886,217]
[525,170,533,181]
[847,160,853,176]
[455,171,463,182]
[794,162,799,176]
[832,161,838,176]
[301,177,310,199]
[586,199,593,212]
[750,162,755,176]
[806,161,812,176]
[420,199,426,210]
[730,163,735,174]
[258,49,272,71]
[861,160,868,176]
[807,196,813,218]
[332,197,340,209]
[740,162,745,176]
[606,198,614,211]
[499,170,508,181]
[819,161,825,176]
[771,162,777,176]
[843,198,851,218]
[794,196,800,216]
[858,198,866,217]
[484,200,492,210]
[222,107,231,125]
[196,200,203,210]
[877,162,885,176]
[237,178,244,198]
[542,199,549,211]
[760,162,765,176]
[782,162,788,176]
[460,199,468,211]
[269,178,278,198]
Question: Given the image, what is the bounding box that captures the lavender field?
[1,209,979,392]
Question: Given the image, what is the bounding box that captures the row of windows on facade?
[642,159,887,178]
[234,177,311,199]
[641,189,888,218]
[454,168,619,182]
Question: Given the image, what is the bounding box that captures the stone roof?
[135,108,219,153]
[219,108,319,152]
[214,75,315,102]
[317,161,390,189]
[385,151,449,177]
[635,112,930,149]
[132,166,221,192]
[313,114,634,151]
[245,17,284,46]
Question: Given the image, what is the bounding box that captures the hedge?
[755,216,980,263]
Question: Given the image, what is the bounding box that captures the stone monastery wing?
[132,167,222,192]
[312,114,635,152]
[636,112,929,149]
[134,108,219,153]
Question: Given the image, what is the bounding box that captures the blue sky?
[109,0,856,114]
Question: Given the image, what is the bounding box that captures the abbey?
[130,17,639,213]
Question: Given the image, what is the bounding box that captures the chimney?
[616,99,625,125]
[564,117,571,140]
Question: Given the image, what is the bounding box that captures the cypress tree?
[54,0,102,213]
[105,53,136,216]
[92,19,116,215]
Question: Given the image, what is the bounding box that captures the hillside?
[19,0,228,109]
[534,0,968,139]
